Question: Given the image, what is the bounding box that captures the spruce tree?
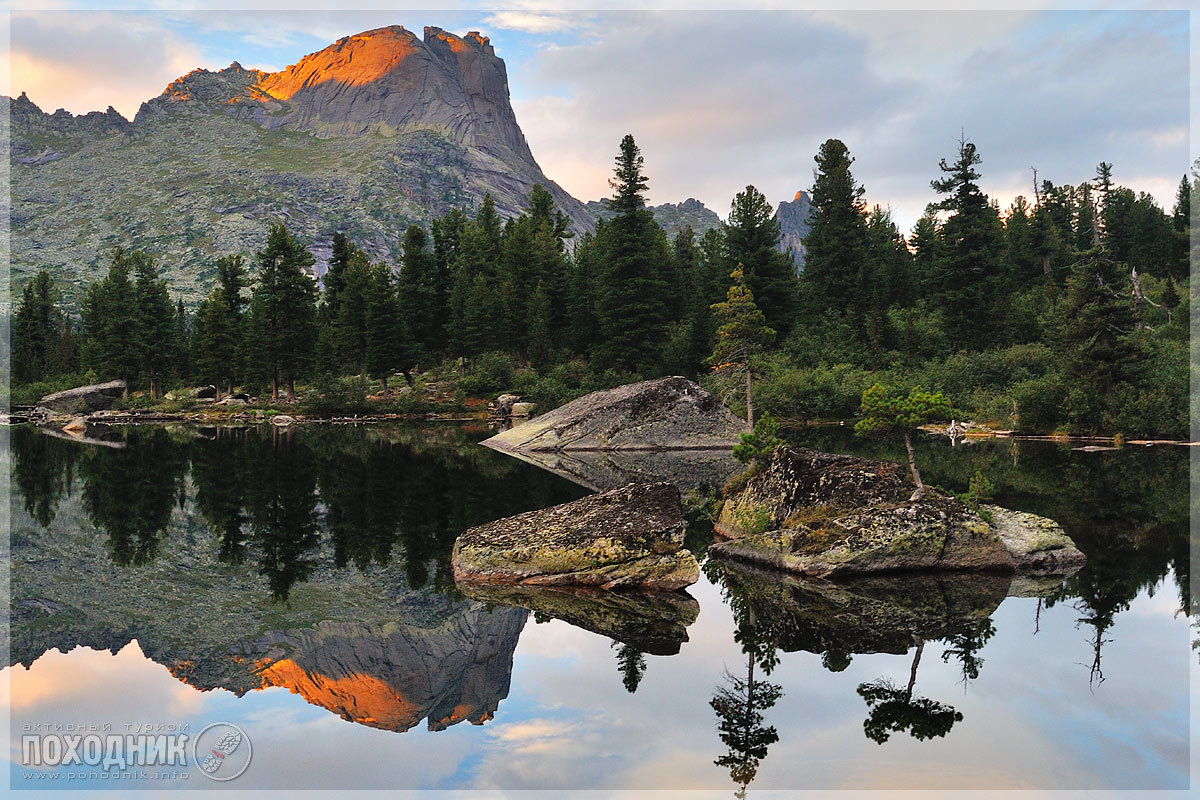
[802,139,869,318]
[194,255,249,394]
[929,138,1006,351]
[12,271,68,384]
[725,185,799,336]
[397,224,439,360]
[364,262,406,390]
[132,252,180,398]
[245,224,318,401]
[80,248,142,389]
[594,134,674,374]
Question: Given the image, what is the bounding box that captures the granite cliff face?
[774,190,812,270]
[585,197,722,239]
[8,25,592,305]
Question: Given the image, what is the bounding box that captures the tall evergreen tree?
[132,252,180,397]
[802,139,869,318]
[12,271,72,384]
[709,266,776,430]
[725,185,799,336]
[929,138,1006,350]
[397,224,439,361]
[594,134,674,374]
[80,248,143,389]
[245,224,318,401]
[364,261,406,390]
[194,255,249,394]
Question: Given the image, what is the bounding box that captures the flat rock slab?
[38,380,126,415]
[452,482,699,591]
[481,376,744,452]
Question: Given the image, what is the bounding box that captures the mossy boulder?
[452,482,699,591]
[712,446,1083,578]
[984,505,1086,573]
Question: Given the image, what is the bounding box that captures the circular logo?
[192,722,252,782]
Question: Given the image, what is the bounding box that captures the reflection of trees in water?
[11,422,586,601]
[708,563,785,797]
[940,618,995,685]
[11,425,80,527]
[790,427,1191,682]
[711,651,783,799]
[858,639,962,745]
[243,427,321,603]
[78,427,188,566]
[612,641,646,693]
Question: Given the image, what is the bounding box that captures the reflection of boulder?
[452,482,699,590]
[709,559,1009,656]
[494,446,741,495]
[244,610,528,732]
[482,376,743,452]
[458,582,699,656]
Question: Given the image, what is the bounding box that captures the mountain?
[774,190,812,270]
[584,197,722,239]
[7,26,593,306]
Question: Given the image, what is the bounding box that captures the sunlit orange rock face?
[245,609,528,732]
[244,25,531,156]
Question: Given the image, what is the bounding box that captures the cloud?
[10,11,204,119]
[511,9,1188,232]
[483,11,579,35]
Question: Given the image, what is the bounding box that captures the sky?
[2,1,1193,232]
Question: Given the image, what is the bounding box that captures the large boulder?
[711,447,1084,578]
[37,380,126,415]
[481,376,744,452]
[984,505,1086,573]
[452,482,699,591]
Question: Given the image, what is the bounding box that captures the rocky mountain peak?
[775,189,813,271]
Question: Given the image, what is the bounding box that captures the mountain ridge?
[7,25,592,305]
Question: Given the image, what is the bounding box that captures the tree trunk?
[744,366,754,432]
[381,373,388,393]
[904,431,925,501]
[906,639,924,699]
[286,376,296,403]
[271,370,279,403]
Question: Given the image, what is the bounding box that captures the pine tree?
[397,224,439,361]
[725,185,799,336]
[132,252,180,398]
[324,230,353,317]
[802,139,869,318]
[594,134,674,374]
[709,266,776,430]
[245,224,318,401]
[194,255,249,394]
[929,137,1006,351]
[855,383,950,500]
[12,271,69,384]
[364,262,406,390]
[526,281,553,370]
[80,248,142,389]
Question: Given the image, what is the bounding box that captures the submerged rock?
[481,376,744,452]
[452,482,699,591]
[37,380,126,415]
[458,582,700,655]
[712,447,1083,578]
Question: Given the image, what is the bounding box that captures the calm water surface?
[4,422,1192,794]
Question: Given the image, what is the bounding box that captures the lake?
[4,421,1191,793]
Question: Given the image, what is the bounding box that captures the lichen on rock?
[452,482,699,591]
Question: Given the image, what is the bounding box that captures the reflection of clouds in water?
[1,580,1189,791]
[4,640,205,714]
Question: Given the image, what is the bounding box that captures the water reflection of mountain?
[7,422,592,732]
